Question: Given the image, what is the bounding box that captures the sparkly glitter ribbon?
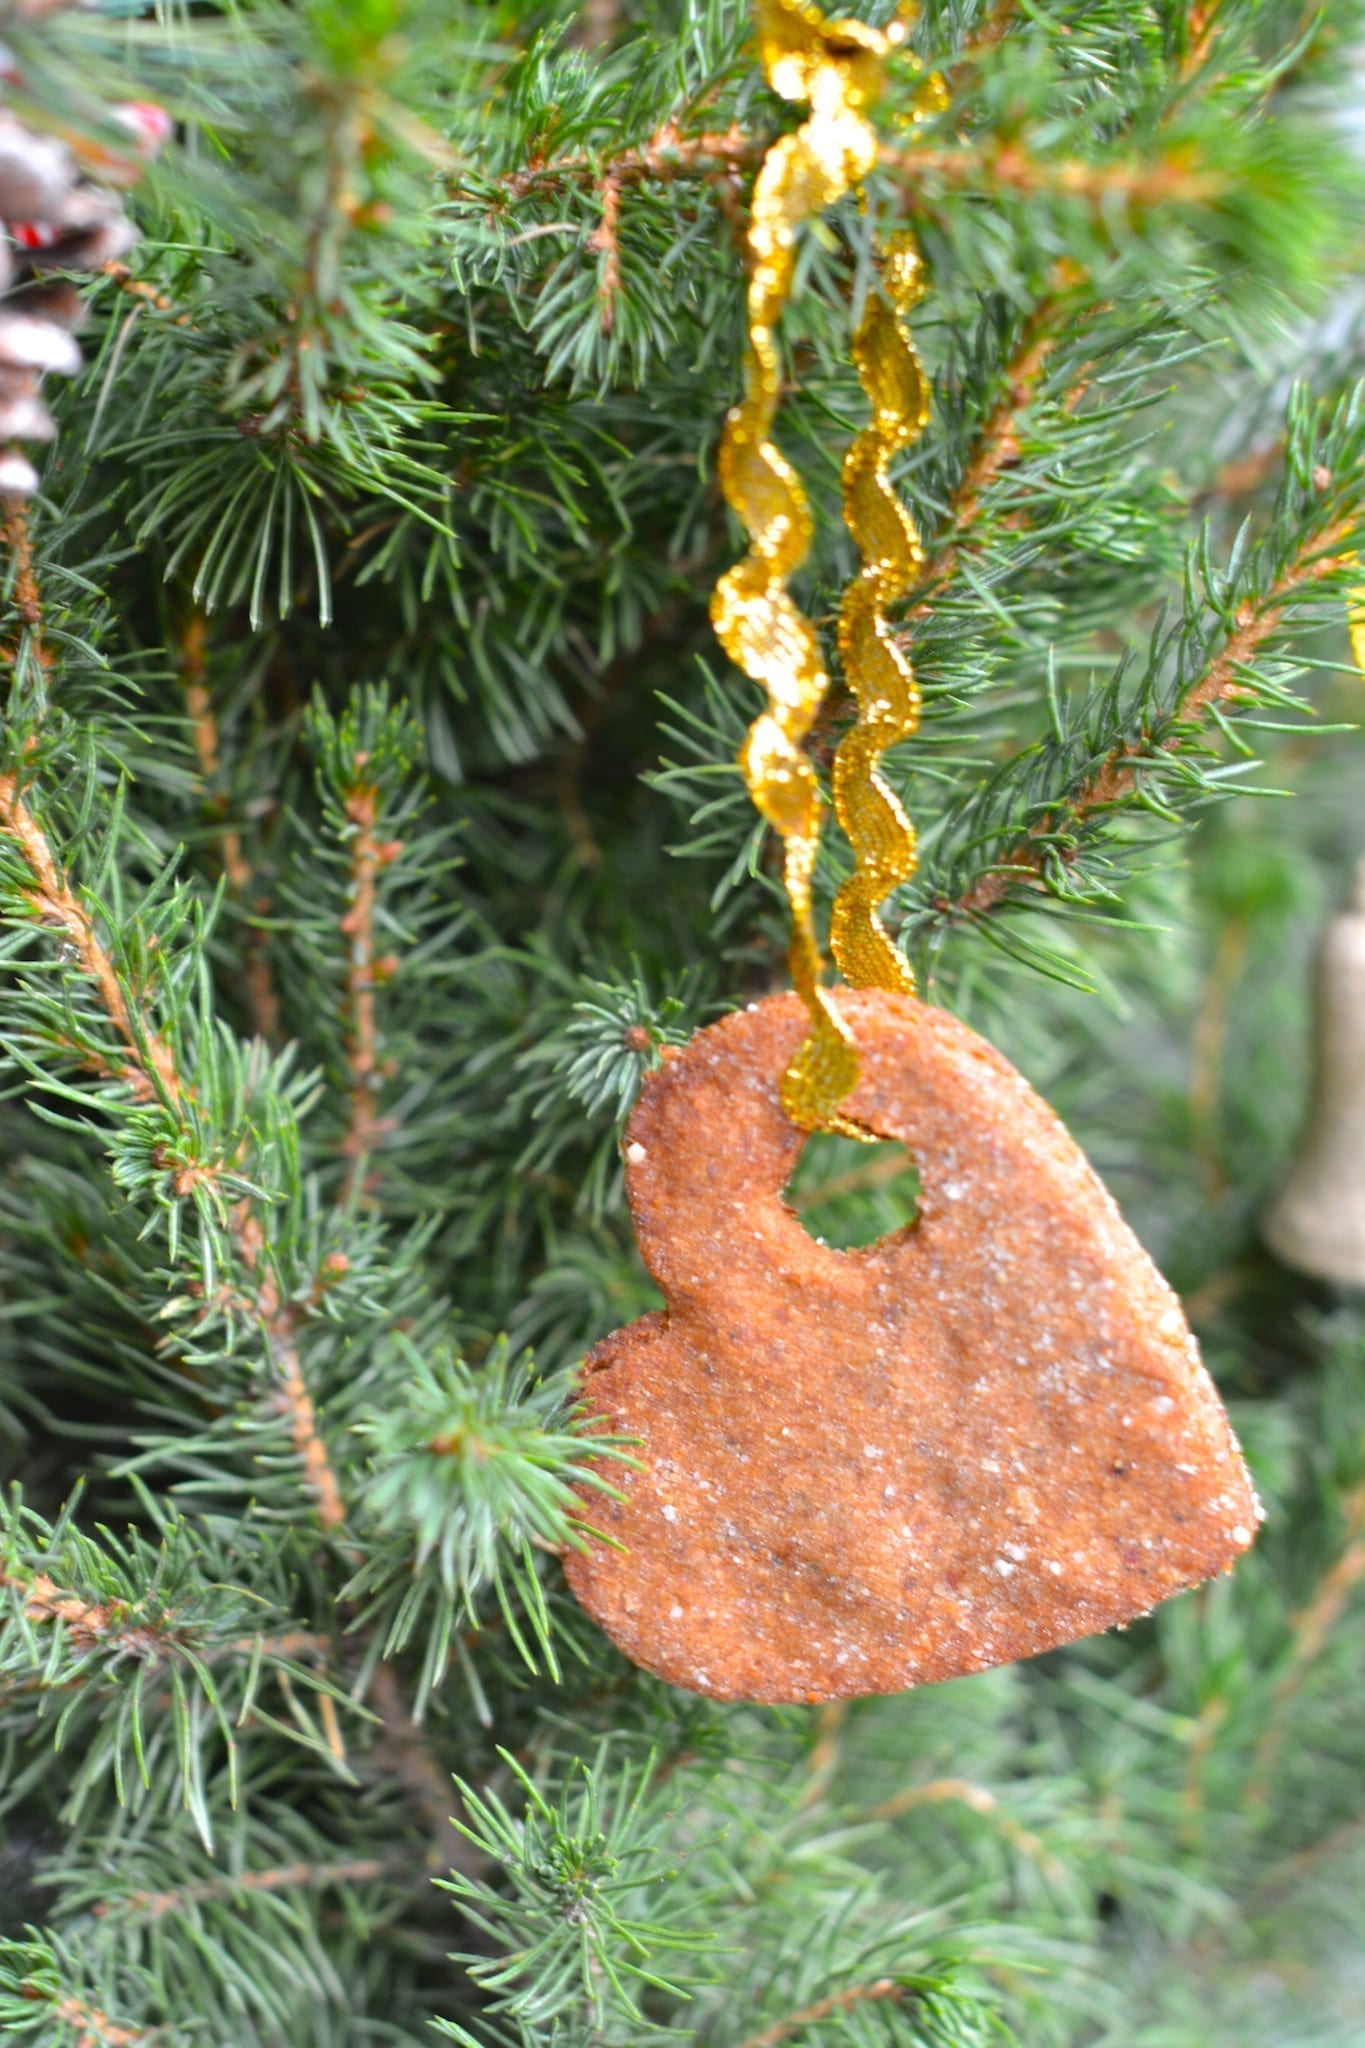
[712,0,907,1137]
[829,229,930,997]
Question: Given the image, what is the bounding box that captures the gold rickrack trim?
[712,0,934,1135]
[712,0,897,1137]
[830,227,930,998]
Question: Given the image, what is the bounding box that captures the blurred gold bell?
[1263,858,1365,1285]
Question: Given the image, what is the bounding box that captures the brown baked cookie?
[564,989,1259,1703]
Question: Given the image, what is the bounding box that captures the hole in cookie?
[784,1132,920,1250]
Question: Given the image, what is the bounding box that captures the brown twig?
[1250,1478,1365,1801]
[339,780,400,1187]
[236,1211,347,1533]
[2,495,44,643]
[1203,437,1285,507]
[367,1662,489,1876]
[799,1699,849,1806]
[182,617,251,898]
[0,1566,167,1661]
[956,0,1021,60]
[1,1568,343,1683]
[91,1855,395,1921]
[492,121,767,205]
[1179,1687,1229,1833]
[1188,917,1249,1201]
[180,613,280,1044]
[590,173,623,334]
[948,318,1059,538]
[0,1612,335,1712]
[235,1628,332,1663]
[567,0,623,47]
[902,296,1065,621]
[276,1330,347,1532]
[867,1774,1064,1877]
[940,521,1358,921]
[38,1995,153,2048]
[878,139,1227,210]
[1247,1812,1365,1907]
[736,1979,909,2048]
[1281,1482,1365,1671]
[341,783,380,1142]
[100,258,194,329]
[789,1143,914,1211]
[1182,0,1225,77]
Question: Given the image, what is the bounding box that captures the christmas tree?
[2,0,1365,2042]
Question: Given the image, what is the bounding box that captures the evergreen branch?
[7,2,1365,2036]
[223,66,430,445]
[2,1937,156,2048]
[470,90,1230,223]
[437,1744,718,2041]
[938,515,1359,922]
[901,295,1067,619]
[0,1563,169,1661]
[347,1339,634,1701]
[0,778,347,1528]
[468,124,1223,258]
[0,772,183,1105]
[940,308,1061,555]
[1,658,345,1528]
[0,1496,356,1842]
[292,686,449,1195]
[735,1977,909,2048]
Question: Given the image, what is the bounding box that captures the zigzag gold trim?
[830,230,930,996]
[710,0,898,1137]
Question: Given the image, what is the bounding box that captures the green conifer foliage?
[1,0,1364,2041]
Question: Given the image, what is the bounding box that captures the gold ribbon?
[712,0,908,1137]
[830,229,929,996]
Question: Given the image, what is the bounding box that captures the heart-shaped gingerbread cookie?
[564,990,1258,1702]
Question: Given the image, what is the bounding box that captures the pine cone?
[0,89,164,495]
